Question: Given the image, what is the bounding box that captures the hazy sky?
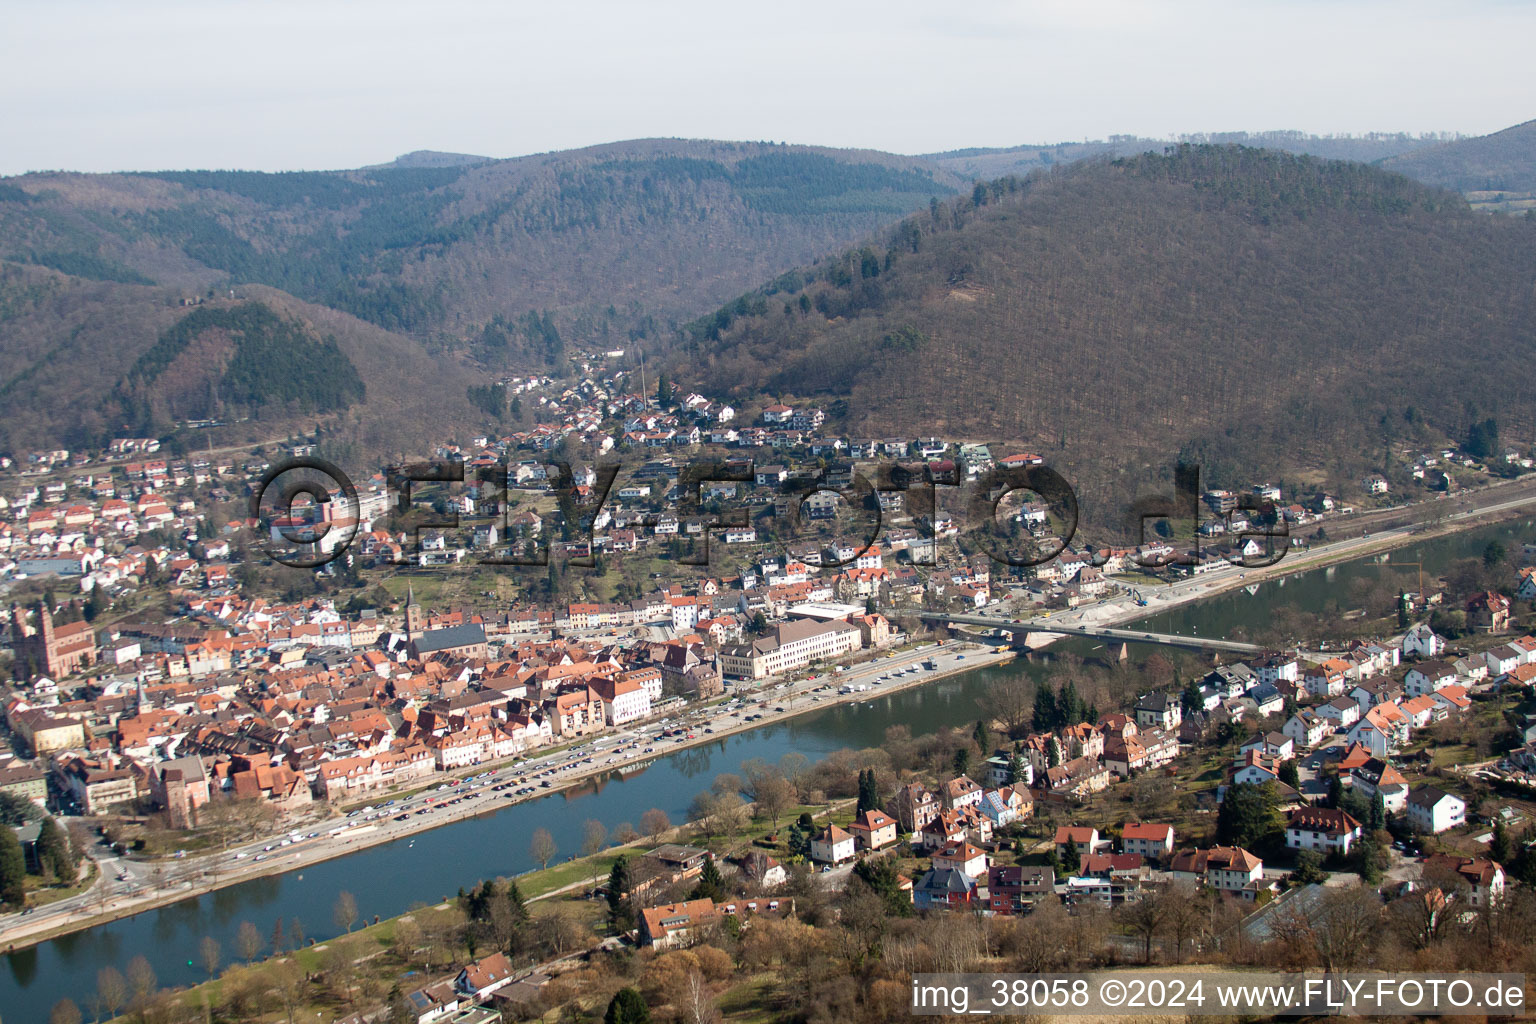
[3,0,1534,175]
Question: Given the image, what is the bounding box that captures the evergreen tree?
[1181,678,1204,715]
[1490,818,1514,866]
[973,720,991,756]
[1007,751,1026,786]
[504,879,528,923]
[691,856,725,901]
[606,856,634,931]
[0,826,25,908]
[36,818,74,883]
[1063,838,1080,874]
[952,746,970,778]
[1059,681,1083,726]
[1397,591,1410,630]
[1510,829,1536,885]
[1369,791,1387,833]
[604,988,651,1024]
[856,769,878,814]
[1217,782,1283,851]
[1046,735,1062,768]
[1032,686,1058,733]
[786,823,806,858]
[852,855,913,917]
[1290,850,1328,885]
[1327,774,1344,809]
[1278,759,1301,789]
[1354,838,1384,885]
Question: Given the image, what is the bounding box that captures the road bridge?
[924,612,1263,656]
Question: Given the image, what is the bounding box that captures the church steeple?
[403,585,422,640]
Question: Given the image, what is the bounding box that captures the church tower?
[403,584,423,640]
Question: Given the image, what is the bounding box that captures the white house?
[1283,710,1330,749]
[1286,807,1362,856]
[1405,662,1458,698]
[1120,823,1175,862]
[1402,625,1445,659]
[809,824,856,864]
[1318,697,1361,729]
[1405,786,1466,834]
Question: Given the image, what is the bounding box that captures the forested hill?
[1381,119,1536,193]
[921,131,1446,182]
[0,140,961,353]
[674,146,1536,530]
[0,265,483,456]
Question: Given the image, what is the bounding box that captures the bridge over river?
[924,612,1264,656]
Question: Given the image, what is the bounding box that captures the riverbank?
[0,639,1015,952]
[6,476,1535,952]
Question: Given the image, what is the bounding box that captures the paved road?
[0,637,997,947]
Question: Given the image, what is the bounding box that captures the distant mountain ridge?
[673,145,1536,529]
[920,130,1455,181]
[0,139,963,350]
[367,150,494,169]
[1381,119,1536,193]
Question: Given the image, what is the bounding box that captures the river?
[4,517,1532,1018]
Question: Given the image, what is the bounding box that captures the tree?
[199,935,221,979]
[1490,818,1514,866]
[582,819,608,857]
[787,822,808,858]
[972,719,991,756]
[49,998,82,1024]
[1181,678,1204,715]
[952,746,970,778]
[0,791,39,825]
[1278,759,1301,789]
[607,856,634,931]
[692,856,725,901]
[530,827,557,869]
[852,855,913,917]
[0,825,25,908]
[1059,680,1084,726]
[1511,830,1536,886]
[605,987,652,1024]
[271,917,286,955]
[1483,540,1507,568]
[1032,685,1058,733]
[270,958,308,1024]
[856,769,878,814]
[35,817,74,883]
[1354,838,1384,885]
[1216,782,1283,851]
[236,919,263,962]
[979,676,1034,738]
[753,774,795,828]
[1008,751,1027,786]
[504,878,528,923]
[1121,886,1168,963]
[1291,850,1328,885]
[95,966,128,1021]
[641,808,671,839]
[126,954,157,1006]
[1162,881,1207,962]
[334,889,359,933]
[1368,791,1387,833]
